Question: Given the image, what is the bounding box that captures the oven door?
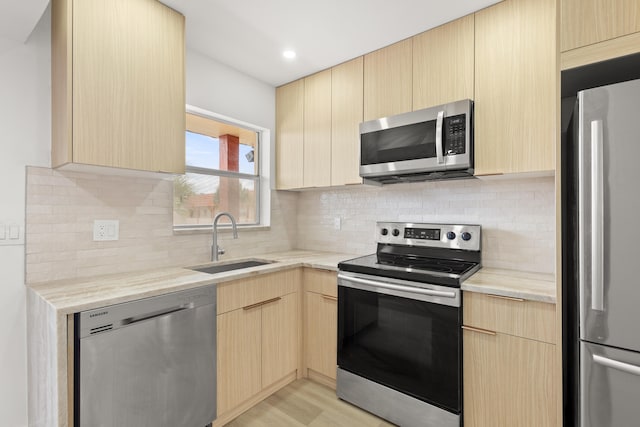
[337,272,462,414]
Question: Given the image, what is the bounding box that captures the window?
[174,107,266,229]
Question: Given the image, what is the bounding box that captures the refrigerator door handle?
[591,119,604,311]
[593,354,640,377]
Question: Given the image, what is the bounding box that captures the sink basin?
[190,259,273,275]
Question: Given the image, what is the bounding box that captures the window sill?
[173,225,271,235]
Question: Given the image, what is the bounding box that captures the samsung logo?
[89,311,108,318]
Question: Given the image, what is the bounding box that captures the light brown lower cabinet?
[217,303,262,414]
[463,291,558,427]
[215,269,300,420]
[304,268,338,387]
[463,328,557,426]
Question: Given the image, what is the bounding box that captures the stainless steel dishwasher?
[74,284,216,427]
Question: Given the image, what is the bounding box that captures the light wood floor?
[224,379,396,427]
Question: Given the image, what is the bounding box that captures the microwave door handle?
[435,110,445,164]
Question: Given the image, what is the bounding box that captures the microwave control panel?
[444,114,466,155]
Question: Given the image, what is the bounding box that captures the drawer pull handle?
[321,294,337,301]
[243,297,282,311]
[462,325,497,336]
[487,294,525,302]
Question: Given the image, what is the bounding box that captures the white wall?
[0,8,50,427]
[186,49,275,131]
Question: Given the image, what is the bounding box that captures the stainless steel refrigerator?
[566,78,640,426]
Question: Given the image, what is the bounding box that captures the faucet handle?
[217,246,225,256]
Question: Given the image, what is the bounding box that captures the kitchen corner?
[27,245,556,426]
[26,250,355,427]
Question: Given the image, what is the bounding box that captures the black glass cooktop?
[377,252,477,275]
[338,244,481,288]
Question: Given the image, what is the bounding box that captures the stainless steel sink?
[189,259,273,275]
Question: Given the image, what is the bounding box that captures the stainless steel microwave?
[359,99,473,184]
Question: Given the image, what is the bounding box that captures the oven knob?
[446,231,456,240]
[392,229,400,237]
[461,232,472,241]
[381,228,389,236]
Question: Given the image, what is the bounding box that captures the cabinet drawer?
[463,291,556,344]
[303,268,337,298]
[217,269,301,314]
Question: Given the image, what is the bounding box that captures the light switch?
[9,224,19,239]
[0,222,24,245]
[333,217,342,230]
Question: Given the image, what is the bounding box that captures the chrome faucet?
[211,212,239,261]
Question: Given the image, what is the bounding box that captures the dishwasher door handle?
[122,303,193,325]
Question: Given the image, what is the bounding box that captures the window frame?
[173,105,271,231]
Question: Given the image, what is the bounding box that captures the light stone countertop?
[461,267,556,303]
[28,250,359,314]
[27,250,555,426]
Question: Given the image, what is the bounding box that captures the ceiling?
[1,0,501,86]
[161,0,501,87]
[0,0,49,54]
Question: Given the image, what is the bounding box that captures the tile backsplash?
[25,167,555,283]
[25,167,297,284]
[296,176,556,274]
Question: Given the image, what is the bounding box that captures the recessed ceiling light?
[283,50,296,60]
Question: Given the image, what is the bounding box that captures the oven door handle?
[337,273,457,299]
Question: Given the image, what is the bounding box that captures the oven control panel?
[377,222,481,251]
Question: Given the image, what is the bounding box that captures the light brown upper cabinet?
[276,80,305,189]
[276,58,364,189]
[303,70,332,188]
[51,0,185,173]
[413,15,475,110]
[560,0,640,69]
[561,0,640,52]
[331,57,364,186]
[363,39,413,121]
[474,0,556,175]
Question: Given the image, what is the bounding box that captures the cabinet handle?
[462,325,497,336]
[487,294,525,302]
[243,297,282,311]
[321,294,337,301]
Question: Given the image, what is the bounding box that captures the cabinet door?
[463,329,557,426]
[217,307,261,414]
[363,39,413,121]
[72,0,185,173]
[261,293,298,387]
[303,70,332,188]
[413,15,475,110]
[331,57,364,186]
[305,291,337,380]
[276,80,304,189]
[561,0,640,52]
[474,0,556,175]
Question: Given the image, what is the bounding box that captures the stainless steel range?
[337,222,481,427]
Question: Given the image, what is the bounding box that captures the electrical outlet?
[93,220,119,241]
[333,217,341,230]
